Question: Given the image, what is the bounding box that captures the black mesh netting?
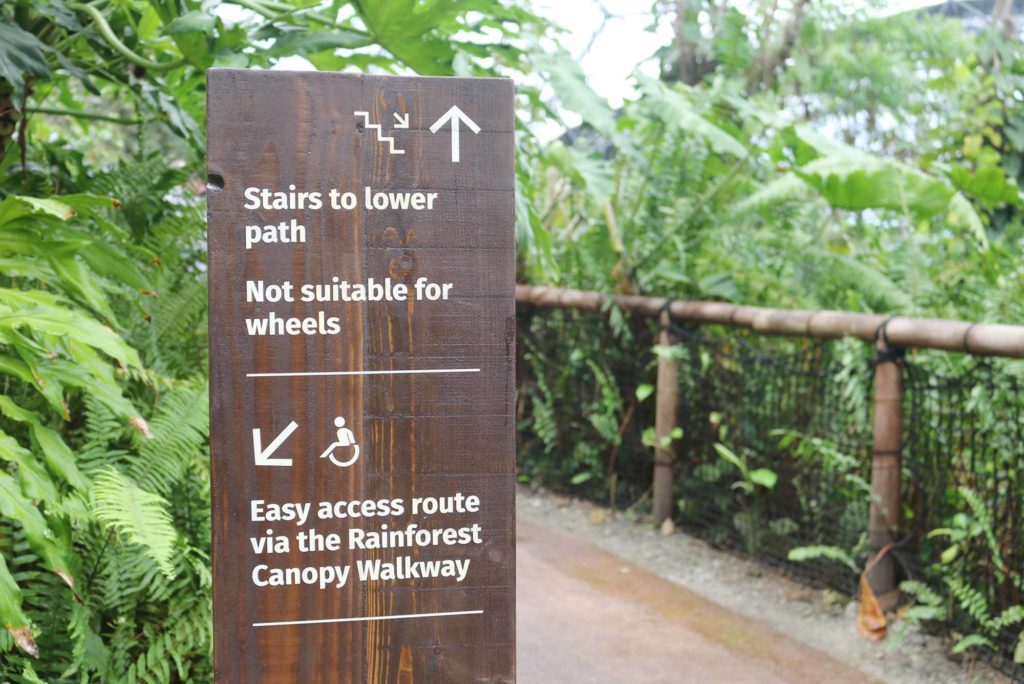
[667,322,873,596]
[516,305,658,508]
[903,359,1024,679]
[517,305,1024,679]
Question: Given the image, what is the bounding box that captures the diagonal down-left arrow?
[252,421,298,467]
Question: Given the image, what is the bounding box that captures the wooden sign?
[206,69,515,683]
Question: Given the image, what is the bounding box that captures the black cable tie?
[657,297,676,325]
[872,350,905,366]
[656,299,680,346]
[875,345,905,365]
[875,316,894,347]
[873,317,905,365]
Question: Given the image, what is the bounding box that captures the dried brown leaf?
[856,573,887,640]
[6,625,38,658]
[129,415,154,439]
[856,556,889,641]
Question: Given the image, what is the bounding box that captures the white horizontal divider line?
[253,609,483,628]
[247,368,481,379]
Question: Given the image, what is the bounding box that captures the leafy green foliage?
[0,0,546,679]
[712,442,777,494]
[517,307,653,504]
[535,51,617,138]
[0,23,51,94]
[518,5,1024,326]
[894,486,1024,664]
[636,75,746,157]
[3,0,1024,675]
[513,0,1024,673]
[355,0,535,75]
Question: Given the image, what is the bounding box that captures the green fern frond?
[125,598,211,684]
[801,249,913,313]
[991,605,1024,631]
[127,382,209,497]
[787,544,858,572]
[91,468,178,577]
[585,360,623,444]
[900,580,945,608]
[956,486,1005,575]
[951,633,993,655]
[945,575,993,628]
[150,276,207,345]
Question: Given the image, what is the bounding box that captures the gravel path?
[517,486,1010,684]
[517,518,875,683]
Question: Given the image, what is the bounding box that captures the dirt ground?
[517,486,1011,684]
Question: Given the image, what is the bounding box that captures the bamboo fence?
[515,283,1024,607]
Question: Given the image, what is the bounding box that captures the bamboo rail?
[515,284,1024,358]
[515,283,1024,608]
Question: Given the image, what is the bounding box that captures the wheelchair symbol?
[319,416,360,468]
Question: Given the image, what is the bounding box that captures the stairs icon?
[354,111,404,155]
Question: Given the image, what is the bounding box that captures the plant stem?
[226,0,371,36]
[29,107,145,125]
[70,3,187,72]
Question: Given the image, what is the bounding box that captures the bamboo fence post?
[652,310,679,526]
[867,335,904,611]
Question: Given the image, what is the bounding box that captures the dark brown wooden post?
[867,337,903,610]
[652,311,679,525]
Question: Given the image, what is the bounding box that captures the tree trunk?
[750,0,807,92]
[992,0,1015,39]
[671,0,718,85]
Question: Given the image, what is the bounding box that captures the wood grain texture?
[207,69,515,683]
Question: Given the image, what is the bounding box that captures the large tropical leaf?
[0,300,140,369]
[0,395,89,491]
[0,429,58,504]
[794,156,955,217]
[354,0,521,74]
[268,29,372,57]
[0,473,73,590]
[0,196,74,227]
[534,51,617,138]
[0,553,35,658]
[0,23,51,94]
[949,162,1022,209]
[636,75,747,157]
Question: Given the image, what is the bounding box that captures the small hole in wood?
[207,172,225,192]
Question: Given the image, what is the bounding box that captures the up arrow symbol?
[429,106,480,163]
[252,421,298,467]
